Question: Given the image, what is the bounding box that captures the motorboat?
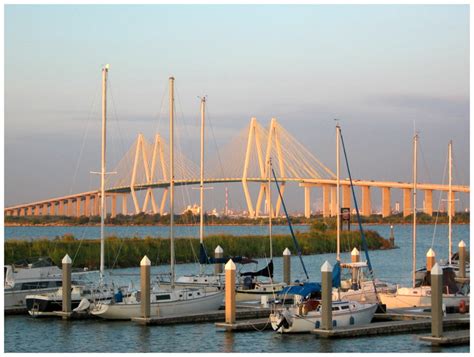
[4,257,63,314]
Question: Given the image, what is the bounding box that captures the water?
[4,224,470,353]
[4,224,309,240]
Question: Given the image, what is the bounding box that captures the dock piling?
[321,260,333,330]
[458,240,466,279]
[141,255,151,319]
[215,245,224,274]
[225,259,236,324]
[283,248,291,285]
[389,225,395,247]
[351,247,359,288]
[62,254,72,319]
[431,263,443,338]
[426,248,436,272]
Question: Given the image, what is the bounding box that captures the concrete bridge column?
[35,205,41,216]
[448,191,455,217]
[19,208,26,216]
[342,185,351,210]
[67,199,74,216]
[76,198,82,217]
[403,189,412,217]
[93,194,100,216]
[84,195,91,216]
[361,186,371,216]
[27,206,33,216]
[424,190,433,216]
[58,201,64,216]
[122,194,128,215]
[111,194,117,218]
[330,186,337,217]
[49,202,56,216]
[322,185,330,218]
[304,187,311,218]
[382,187,391,218]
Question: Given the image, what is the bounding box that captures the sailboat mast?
[268,158,273,260]
[199,96,206,273]
[169,76,175,288]
[412,134,418,288]
[448,140,452,265]
[100,64,109,282]
[336,124,341,261]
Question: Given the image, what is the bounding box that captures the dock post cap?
[390,225,394,229]
[431,263,442,275]
[215,245,224,253]
[225,259,236,271]
[459,240,466,248]
[283,248,291,256]
[351,247,360,255]
[169,76,175,80]
[62,254,72,264]
[321,260,333,272]
[140,255,151,266]
[426,248,436,257]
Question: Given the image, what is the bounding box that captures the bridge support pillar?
[42,204,48,216]
[448,191,455,217]
[92,194,99,216]
[322,185,330,218]
[111,194,117,218]
[330,186,337,217]
[76,198,81,217]
[361,186,371,216]
[58,201,64,216]
[304,187,311,218]
[122,194,128,215]
[424,190,433,216]
[382,187,391,217]
[27,206,33,216]
[342,185,351,211]
[67,199,74,216]
[403,188,412,217]
[18,208,25,216]
[84,196,91,216]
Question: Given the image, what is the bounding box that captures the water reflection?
[318,338,334,353]
[137,325,151,353]
[223,331,235,353]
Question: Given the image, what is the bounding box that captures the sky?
[4,4,470,214]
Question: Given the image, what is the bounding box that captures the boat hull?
[91,290,224,320]
[270,302,377,333]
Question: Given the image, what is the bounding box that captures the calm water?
[4,224,309,240]
[4,224,470,353]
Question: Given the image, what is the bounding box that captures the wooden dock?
[311,316,469,339]
[132,307,272,326]
[418,330,470,346]
[215,318,272,331]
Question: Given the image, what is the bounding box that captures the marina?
[4,4,470,355]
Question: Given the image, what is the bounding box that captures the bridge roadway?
[4,177,470,219]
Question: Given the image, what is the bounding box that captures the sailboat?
[91,77,224,320]
[234,158,287,301]
[332,124,396,303]
[378,135,468,310]
[26,65,119,317]
[270,124,378,333]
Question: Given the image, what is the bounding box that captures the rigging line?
[206,103,226,179]
[418,141,434,185]
[271,167,309,280]
[153,81,168,137]
[431,150,448,249]
[338,127,380,299]
[68,85,98,195]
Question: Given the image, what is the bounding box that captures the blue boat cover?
[278,261,341,297]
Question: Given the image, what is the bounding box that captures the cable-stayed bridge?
[5,118,469,219]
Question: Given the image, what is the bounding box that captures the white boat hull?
[270,302,377,333]
[236,282,286,302]
[378,286,469,309]
[91,290,224,320]
[5,287,62,313]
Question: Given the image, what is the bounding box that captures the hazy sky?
[4,5,470,213]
